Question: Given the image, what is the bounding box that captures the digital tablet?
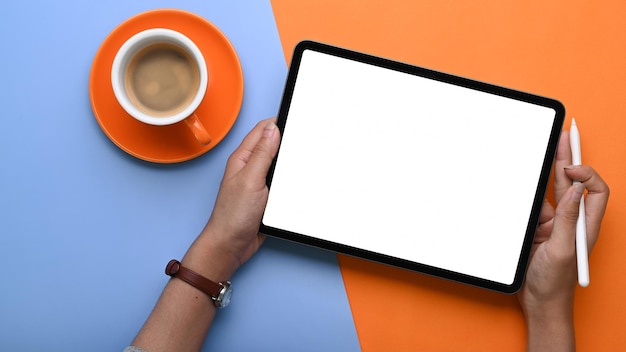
[261,41,565,293]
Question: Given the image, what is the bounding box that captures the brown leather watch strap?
[165,259,221,298]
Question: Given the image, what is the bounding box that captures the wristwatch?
[165,259,233,308]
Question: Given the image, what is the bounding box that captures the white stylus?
[570,118,589,287]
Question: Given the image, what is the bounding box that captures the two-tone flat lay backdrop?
[1,1,624,350]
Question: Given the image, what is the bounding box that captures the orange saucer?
[89,9,244,163]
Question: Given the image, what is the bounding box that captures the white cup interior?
[111,28,208,126]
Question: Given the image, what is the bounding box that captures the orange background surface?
[271,1,625,350]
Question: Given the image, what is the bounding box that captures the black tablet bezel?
[261,40,565,294]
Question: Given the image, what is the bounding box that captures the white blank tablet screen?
[263,48,558,286]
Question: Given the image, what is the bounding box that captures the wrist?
[182,231,240,282]
[523,305,573,328]
[520,290,574,321]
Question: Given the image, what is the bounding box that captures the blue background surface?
[0,1,360,351]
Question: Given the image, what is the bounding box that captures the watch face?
[220,286,233,308]
[215,282,232,308]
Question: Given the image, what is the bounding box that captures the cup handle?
[184,114,212,146]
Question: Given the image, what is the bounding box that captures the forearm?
[523,304,575,352]
[131,231,237,352]
[131,278,216,352]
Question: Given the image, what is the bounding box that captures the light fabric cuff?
[123,346,146,352]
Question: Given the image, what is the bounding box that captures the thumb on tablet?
[245,120,281,178]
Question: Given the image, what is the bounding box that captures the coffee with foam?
[125,43,200,117]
